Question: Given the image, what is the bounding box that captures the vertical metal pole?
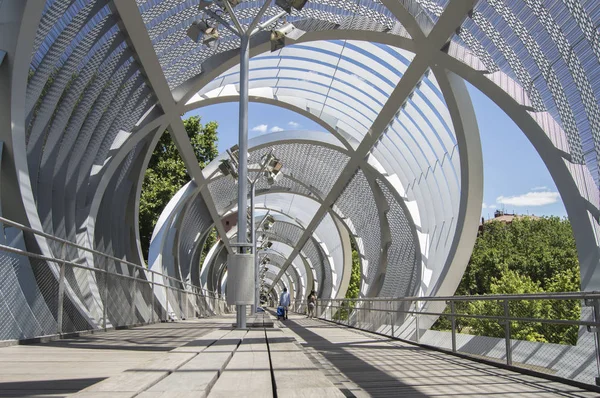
[450,300,457,353]
[130,268,137,325]
[57,243,66,335]
[151,272,155,323]
[415,300,420,344]
[103,260,108,330]
[165,282,169,321]
[389,301,394,338]
[590,298,600,386]
[186,286,189,319]
[251,182,257,314]
[503,299,512,365]
[236,32,250,330]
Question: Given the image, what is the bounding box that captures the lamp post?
[187,0,306,329]
[251,213,275,313]
[221,148,282,317]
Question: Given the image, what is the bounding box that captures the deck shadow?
[283,318,428,397]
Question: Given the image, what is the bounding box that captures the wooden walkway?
[279,314,598,398]
[0,318,231,397]
[0,314,597,397]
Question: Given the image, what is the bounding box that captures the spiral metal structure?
[1,0,599,340]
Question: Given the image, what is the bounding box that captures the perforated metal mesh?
[297,238,323,297]
[138,0,409,88]
[248,142,350,198]
[377,180,420,298]
[178,195,214,280]
[334,169,381,291]
[456,0,600,181]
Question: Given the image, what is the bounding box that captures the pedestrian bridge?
[0,313,596,397]
[3,0,600,396]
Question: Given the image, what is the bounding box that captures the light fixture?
[261,240,273,250]
[198,0,214,10]
[219,158,238,178]
[200,0,241,9]
[262,215,275,230]
[275,0,308,14]
[270,23,305,52]
[266,158,283,184]
[225,0,242,7]
[187,20,219,47]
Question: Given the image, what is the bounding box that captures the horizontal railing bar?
[0,243,223,298]
[317,291,600,301]
[320,304,599,327]
[0,215,190,285]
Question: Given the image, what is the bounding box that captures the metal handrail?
[291,295,600,388]
[317,291,600,301]
[316,301,599,327]
[0,215,215,294]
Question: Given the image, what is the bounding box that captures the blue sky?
[184,83,567,219]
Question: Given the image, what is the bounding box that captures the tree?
[334,239,362,321]
[139,116,218,261]
[433,216,581,345]
[456,217,579,296]
[346,246,361,299]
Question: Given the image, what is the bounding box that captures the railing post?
[151,272,155,323]
[585,297,600,386]
[102,264,108,330]
[389,301,394,338]
[56,243,66,335]
[348,301,352,326]
[503,299,512,366]
[130,267,137,325]
[450,300,457,353]
[415,300,420,344]
[186,286,190,319]
[164,282,169,321]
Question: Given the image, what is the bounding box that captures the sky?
[183,83,568,220]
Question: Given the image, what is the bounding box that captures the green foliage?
[456,217,578,296]
[139,116,218,261]
[432,216,581,345]
[346,248,361,299]
[199,228,218,267]
[334,239,362,320]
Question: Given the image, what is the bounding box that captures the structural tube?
[235,34,250,328]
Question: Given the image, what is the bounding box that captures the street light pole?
[189,0,298,329]
[236,32,251,329]
[250,182,256,314]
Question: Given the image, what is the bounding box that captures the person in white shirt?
[279,287,290,320]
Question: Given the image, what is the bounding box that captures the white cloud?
[482,202,488,209]
[252,124,268,133]
[489,204,497,209]
[496,191,559,207]
[271,126,283,132]
[531,186,548,191]
[288,121,300,128]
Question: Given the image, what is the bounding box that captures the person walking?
[307,290,317,319]
[279,287,290,320]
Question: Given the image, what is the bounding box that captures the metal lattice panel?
[453,0,600,179]
[267,222,304,247]
[4,0,600,343]
[377,180,419,298]
[334,169,381,290]
[248,142,350,198]
[138,0,407,88]
[300,237,332,299]
[178,195,214,280]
